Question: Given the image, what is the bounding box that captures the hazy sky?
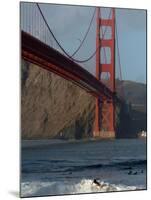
[22,3,146,83]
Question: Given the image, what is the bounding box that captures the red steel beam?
[100,19,112,26]
[94,8,116,138]
[100,39,113,47]
[21,31,114,99]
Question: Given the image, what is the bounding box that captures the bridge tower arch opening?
[94,7,115,138]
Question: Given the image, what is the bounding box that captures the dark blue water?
[21,139,147,197]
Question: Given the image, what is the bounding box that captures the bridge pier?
[93,131,115,139]
[94,99,116,139]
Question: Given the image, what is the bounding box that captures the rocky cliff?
[21,60,146,139]
[21,60,95,139]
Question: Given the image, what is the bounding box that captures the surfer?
[128,170,138,175]
[93,179,101,187]
[128,170,133,175]
[92,179,107,188]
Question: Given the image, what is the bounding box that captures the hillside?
[116,79,146,112]
[21,60,146,139]
[116,80,146,137]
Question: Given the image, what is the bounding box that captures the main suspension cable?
[37,3,96,63]
[71,8,96,57]
[115,18,125,97]
[37,3,112,63]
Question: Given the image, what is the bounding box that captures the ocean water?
[21,139,147,197]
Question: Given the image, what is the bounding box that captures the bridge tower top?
[96,7,115,92]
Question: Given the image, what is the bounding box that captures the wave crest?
[21,179,144,197]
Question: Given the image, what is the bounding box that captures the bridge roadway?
[22,31,115,100]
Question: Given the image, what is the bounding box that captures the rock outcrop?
[21,60,95,139]
[21,60,146,139]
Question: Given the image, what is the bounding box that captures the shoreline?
[21,137,145,148]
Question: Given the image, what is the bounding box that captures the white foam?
[21,179,144,197]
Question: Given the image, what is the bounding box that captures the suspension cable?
[37,3,112,63]
[71,8,96,57]
[115,21,122,81]
[37,3,95,63]
[115,18,125,97]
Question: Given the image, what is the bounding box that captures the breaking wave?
[21,179,144,197]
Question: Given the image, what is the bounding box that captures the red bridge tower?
[94,8,115,138]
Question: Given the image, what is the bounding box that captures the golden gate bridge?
[21,2,125,138]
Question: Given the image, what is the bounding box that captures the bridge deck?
[21,31,114,99]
